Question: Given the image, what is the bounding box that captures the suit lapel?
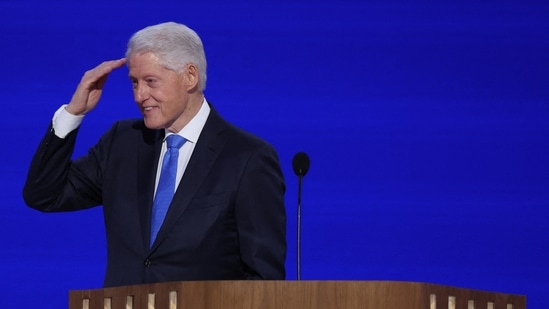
[137,126,164,251]
[151,108,228,250]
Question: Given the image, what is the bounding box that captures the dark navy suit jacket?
[23,106,287,287]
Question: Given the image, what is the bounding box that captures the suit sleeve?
[235,144,287,279]
[22,123,114,212]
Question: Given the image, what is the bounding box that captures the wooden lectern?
[69,280,526,309]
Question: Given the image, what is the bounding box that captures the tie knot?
[166,134,186,149]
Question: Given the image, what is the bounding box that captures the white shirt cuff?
[52,105,84,138]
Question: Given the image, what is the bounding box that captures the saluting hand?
[65,58,127,116]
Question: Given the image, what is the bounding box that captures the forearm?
[22,124,102,212]
[22,125,79,211]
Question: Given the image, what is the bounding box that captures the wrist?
[64,104,85,116]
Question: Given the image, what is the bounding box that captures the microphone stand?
[292,151,309,281]
[297,173,303,281]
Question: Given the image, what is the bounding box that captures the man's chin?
[143,119,164,130]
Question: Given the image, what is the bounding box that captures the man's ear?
[185,64,199,91]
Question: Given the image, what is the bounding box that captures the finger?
[92,59,126,89]
[100,58,127,74]
[80,59,126,90]
[95,59,125,78]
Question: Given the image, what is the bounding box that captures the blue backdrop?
[1,1,548,308]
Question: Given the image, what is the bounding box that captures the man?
[22,22,287,287]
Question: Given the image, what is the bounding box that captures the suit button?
[144,259,152,268]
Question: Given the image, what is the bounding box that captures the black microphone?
[292,152,310,280]
[292,152,310,177]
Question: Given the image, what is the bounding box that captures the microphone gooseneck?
[292,152,310,281]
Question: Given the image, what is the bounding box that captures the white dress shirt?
[156,100,210,193]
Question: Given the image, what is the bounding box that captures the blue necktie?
[150,134,186,246]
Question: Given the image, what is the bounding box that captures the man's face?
[128,52,190,132]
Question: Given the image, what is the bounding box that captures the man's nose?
[134,83,149,102]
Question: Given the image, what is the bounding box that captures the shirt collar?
[164,97,210,144]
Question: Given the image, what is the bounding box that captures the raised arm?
[22,59,127,211]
